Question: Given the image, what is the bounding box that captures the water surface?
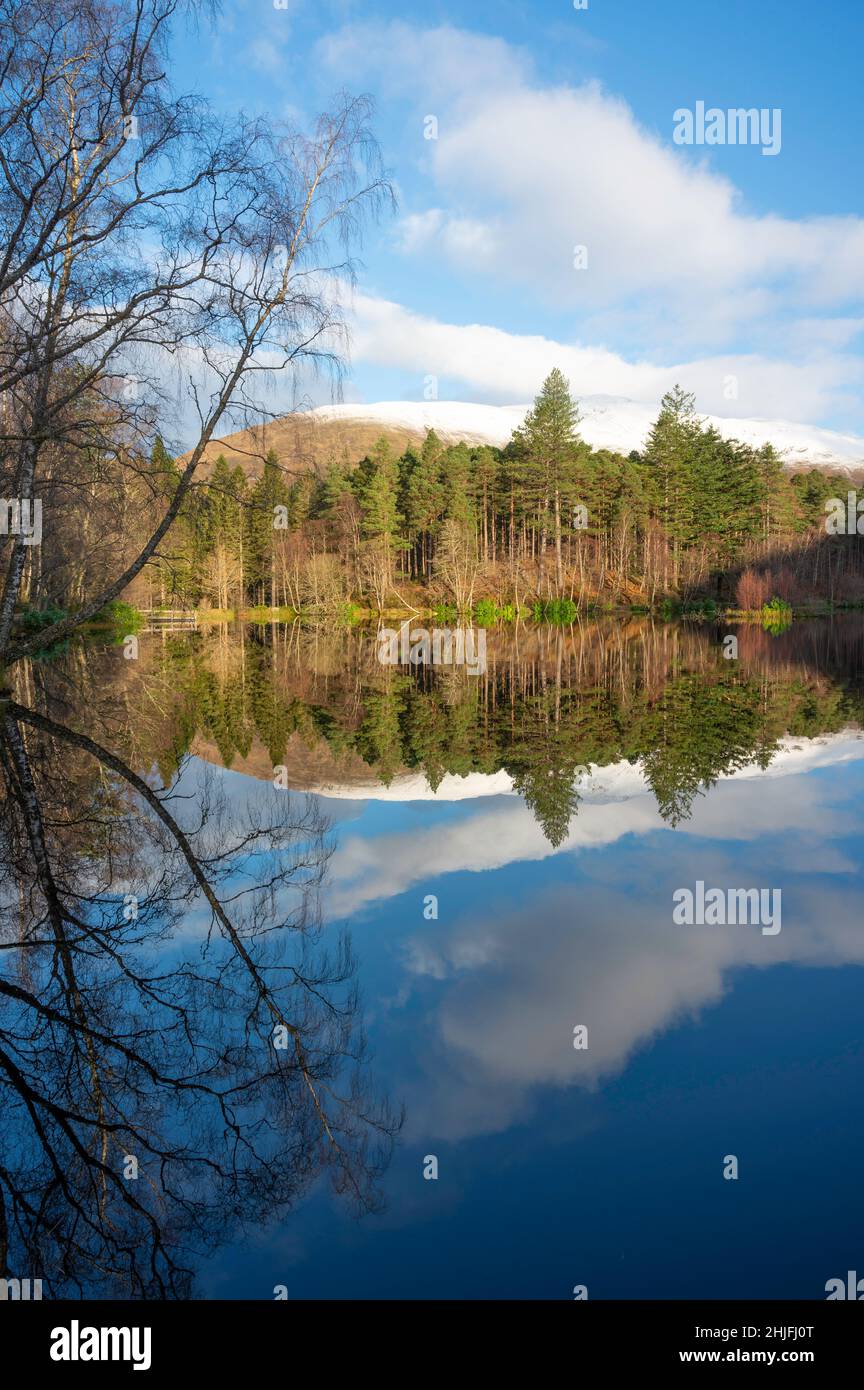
[7,616,864,1299]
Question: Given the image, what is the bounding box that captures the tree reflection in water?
[0,693,401,1298]
[139,615,864,842]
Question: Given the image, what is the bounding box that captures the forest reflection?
[33,614,864,843]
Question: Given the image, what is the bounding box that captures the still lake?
[31,616,864,1298]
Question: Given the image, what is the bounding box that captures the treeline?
[141,371,864,614]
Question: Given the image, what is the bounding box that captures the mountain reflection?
[55,614,864,844]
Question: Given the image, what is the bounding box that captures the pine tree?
[755,444,801,539]
[404,430,445,578]
[686,430,761,567]
[442,443,475,529]
[288,471,317,529]
[472,445,499,563]
[357,436,402,604]
[248,449,289,605]
[358,437,401,542]
[146,438,182,606]
[642,384,700,589]
[520,368,581,594]
[201,456,248,608]
[319,459,353,529]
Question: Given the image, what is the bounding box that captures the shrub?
[18,602,66,632]
[761,596,793,633]
[473,599,518,624]
[735,568,771,611]
[432,602,457,624]
[473,598,498,626]
[535,597,577,623]
[101,600,143,633]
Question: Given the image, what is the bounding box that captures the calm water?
[7,617,864,1298]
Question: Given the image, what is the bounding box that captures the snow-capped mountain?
[305,731,864,802]
[310,398,864,473]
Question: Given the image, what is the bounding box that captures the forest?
[130,373,864,621]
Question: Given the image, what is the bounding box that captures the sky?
[170,0,864,432]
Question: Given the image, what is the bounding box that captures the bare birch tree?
[0,0,391,670]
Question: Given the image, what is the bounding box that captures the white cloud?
[317,22,530,105]
[394,209,497,262]
[349,289,864,423]
[315,740,864,1141]
[323,735,864,922]
[422,80,864,322]
[398,871,864,1141]
[320,23,864,362]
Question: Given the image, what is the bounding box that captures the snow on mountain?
[310,731,864,803]
[311,400,528,446]
[311,398,864,473]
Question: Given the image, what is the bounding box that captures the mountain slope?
[194,397,864,476]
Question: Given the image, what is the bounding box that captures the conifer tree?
[404,430,445,578]
[358,438,401,543]
[442,443,475,529]
[249,449,289,605]
[755,444,802,539]
[520,369,581,594]
[357,437,402,603]
[472,445,499,563]
[643,385,700,589]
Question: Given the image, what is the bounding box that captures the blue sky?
[171,0,864,430]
